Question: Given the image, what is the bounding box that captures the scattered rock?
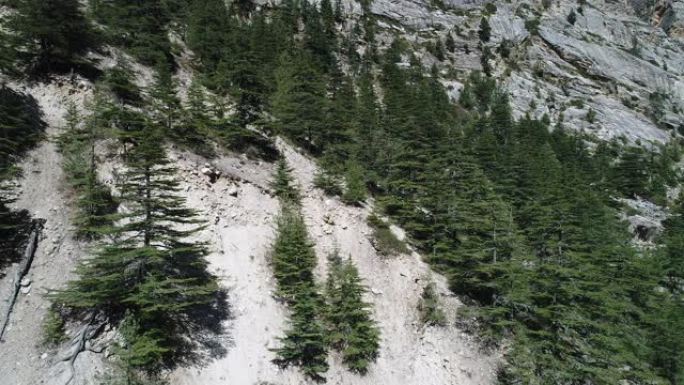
[227,185,239,197]
[20,277,31,287]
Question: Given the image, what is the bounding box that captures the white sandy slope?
[0,80,498,385]
[170,139,499,385]
[0,80,105,385]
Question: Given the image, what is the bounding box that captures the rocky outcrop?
[348,0,684,144]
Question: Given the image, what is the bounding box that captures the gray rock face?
[268,0,684,144]
[353,0,684,144]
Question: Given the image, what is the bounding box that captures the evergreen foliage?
[57,99,116,239]
[7,0,99,75]
[0,3,677,384]
[271,159,300,204]
[269,163,329,381]
[417,281,446,326]
[478,17,491,42]
[54,120,223,371]
[271,52,328,153]
[42,307,67,346]
[313,170,343,196]
[324,252,380,374]
[271,207,317,302]
[342,159,367,205]
[366,214,408,256]
[89,0,173,67]
[104,64,142,106]
[273,284,329,382]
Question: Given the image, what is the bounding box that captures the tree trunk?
[0,219,44,341]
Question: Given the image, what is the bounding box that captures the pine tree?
[149,64,181,133]
[417,281,446,326]
[342,159,367,205]
[54,121,220,369]
[612,146,650,198]
[273,285,329,382]
[324,254,380,374]
[174,78,213,156]
[271,207,317,301]
[9,0,98,74]
[271,52,328,153]
[57,99,116,239]
[313,170,343,196]
[478,17,491,43]
[270,163,329,381]
[104,63,141,106]
[90,0,172,67]
[445,33,456,53]
[187,0,231,77]
[302,0,337,73]
[271,159,300,204]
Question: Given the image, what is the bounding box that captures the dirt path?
[0,81,104,385]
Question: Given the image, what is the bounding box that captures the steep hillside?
[0,1,683,385]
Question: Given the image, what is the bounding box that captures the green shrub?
[367,214,409,256]
[418,281,447,326]
[314,171,343,196]
[42,308,66,346]
[524,18,540,35]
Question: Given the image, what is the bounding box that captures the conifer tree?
[57,99,116,239]
[149,64,180,133]
[612,146,650,199]
[271,52,328,153]
[324,253,380,374]
[271,159,300,204]
[104,63,142,106]
[445,33,456,53]
[187,0,231,77]
[90,0,172,67]
[417,281,446,326]
[9,0,98,74]
[55,121,220,369]
[342,159,367,205]
[478,17,491,42]
[270,162,329,381]
[273,285,329,382]
[271,207,317,301]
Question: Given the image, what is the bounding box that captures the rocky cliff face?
[320,0,684,144]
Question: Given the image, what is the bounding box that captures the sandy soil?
[169,139,499,385]
[0,81,498,385]
[0,81,105,385]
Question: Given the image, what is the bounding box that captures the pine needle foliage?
[272,285,329,382]
[270,163,329,381]
[54,120,221,371]
[417,281,447,327]
[271,159,300,204]
[324,252,380,374]
[7,0,99,75]
[271,207,317,302]
[57,99,116,239]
